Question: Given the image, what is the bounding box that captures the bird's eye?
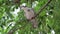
[22,6,27,8]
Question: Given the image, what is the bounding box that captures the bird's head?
[20,5,27,10]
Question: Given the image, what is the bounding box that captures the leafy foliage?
[0,0,60,34]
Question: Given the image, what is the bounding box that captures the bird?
[20,5,38,28]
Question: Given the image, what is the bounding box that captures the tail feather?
[31,19,38,28]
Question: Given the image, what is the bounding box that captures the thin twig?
[32,0,52,19]
[7,0,52,34]
[7,20,29,34]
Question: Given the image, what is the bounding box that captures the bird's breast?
[25,12,35,20]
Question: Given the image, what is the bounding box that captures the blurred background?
[0,0,60,34]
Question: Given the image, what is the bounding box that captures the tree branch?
[32,0,52,19]
[7,20,29,34]
[7,0,52,34]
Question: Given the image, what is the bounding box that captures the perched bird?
[20,5,38,28]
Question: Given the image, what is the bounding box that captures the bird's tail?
[31,19,38,28]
